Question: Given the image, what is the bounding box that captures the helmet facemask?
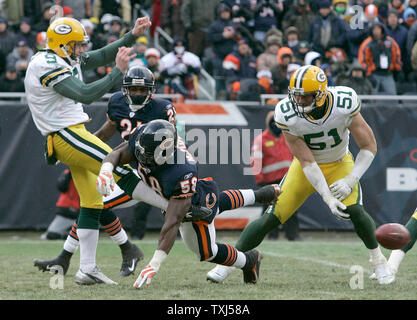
[61,38,89,65]
[123,84,155,111]
[289,87,325,117]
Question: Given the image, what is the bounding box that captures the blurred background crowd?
[1,0,417,101]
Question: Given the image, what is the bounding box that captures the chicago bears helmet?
[122,66,156,111]
[135,119,177,168]
[288,65,328,116]
[46,17,89,63]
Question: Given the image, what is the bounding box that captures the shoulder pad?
[274,98,298,132]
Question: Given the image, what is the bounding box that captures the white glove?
[322,194,350,220]
[96,162,115,197]
[133,265,158,288]
[329,174,358,201]
[133,250,167,289]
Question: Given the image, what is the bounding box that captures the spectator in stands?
[0,65,25,95]
[321,63,336,85]
[35,31,47,53]
[293,40,310,64]
[389,0,405,17]
[62,6,75,18]
[346,3,380,57]
[161,0,185,38]
[332,0,350,22]
[336,60,374,94]
[56,0,92,21]
[358,22,402,95]
[160,37,202,99]
[0,17,16,74]
[251,111,301,241]
[103,16,125,44]
[224,0,252,27]
[93,0,131,25]
[6,38,33,77]
[284,26,300,53]
[304,50,322,67]
[403,7,417,29]
[407,0,417,12]
[271,46,293,94]
[308,0,349,57]
[16,17,37,51]
[386,9,409,68]
[181,0,220,58]
[33,2,55,32]
[84,65,121,93]
[1,0,24,28]
[282,0,315,41]
[129,36,149,67]
[144,48,163,89]
[252,0,283,42]
[206,4,238,75]
[222,38,257,100]
[257,35,281,72]
[256,69,275,96]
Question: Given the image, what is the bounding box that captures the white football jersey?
[274,86,361,163]
[24,50,89,136]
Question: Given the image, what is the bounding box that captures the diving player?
[206,65,395,285]
[97,120,274,288]
[34,67,279,280]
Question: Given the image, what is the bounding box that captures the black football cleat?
[33,254,71,276]
[119,243,144,277]
[254,184,281,205]
[242,250,262,284]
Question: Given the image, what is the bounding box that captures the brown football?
[375,223,410,250]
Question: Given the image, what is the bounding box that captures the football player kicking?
[96,119,280,288]
[206,65,395,285]
[34,67,279,282]
[370,207,417,281]
[25,16,183,285]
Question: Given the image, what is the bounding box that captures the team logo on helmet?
[54,24,72,35]
[316,71,326,83]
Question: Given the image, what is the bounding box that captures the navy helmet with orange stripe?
[288,65,328,116]
[134,119,177,169]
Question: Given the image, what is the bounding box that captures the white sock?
[369,246,385,264]
[232,251,247,269]
[63,234,79,253]
[240,189,255,206]
[387,249,405,273]
[110,228,128,245]
[77,228,99,272]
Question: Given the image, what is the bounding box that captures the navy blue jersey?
[128,128,219,222]
[107,91,176,140]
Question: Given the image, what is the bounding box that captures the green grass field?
[1,230,416,300]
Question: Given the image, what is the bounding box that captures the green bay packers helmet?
[288,65,328,116]
[46,17,89,61]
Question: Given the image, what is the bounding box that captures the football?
[375,223,410,250]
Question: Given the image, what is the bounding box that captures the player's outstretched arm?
[134,197,191,289]
[81,17,151,70]
[54,47,135,104]
[330,113,376,201]
[94,118,118,142]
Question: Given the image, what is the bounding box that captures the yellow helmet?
[46,17,89,60]
[288,65,328,116]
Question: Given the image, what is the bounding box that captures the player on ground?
[25,16,171,285]
[206,65,395,285]
[97,119,279,287]
[33,67,279,280]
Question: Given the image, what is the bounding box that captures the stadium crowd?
[1,0,417,100]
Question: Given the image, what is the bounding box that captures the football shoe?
[119,243,144,277]
[254,184,281,205]
[75,266,118,285]
[242,250,262,284]
[206,265,236,283]
[33,255,70,275]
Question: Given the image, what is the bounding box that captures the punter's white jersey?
[24,50,89,136]
[274,86,361,163]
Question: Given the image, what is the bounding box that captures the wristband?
[100,162,114,175]
[149,250,168,270]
